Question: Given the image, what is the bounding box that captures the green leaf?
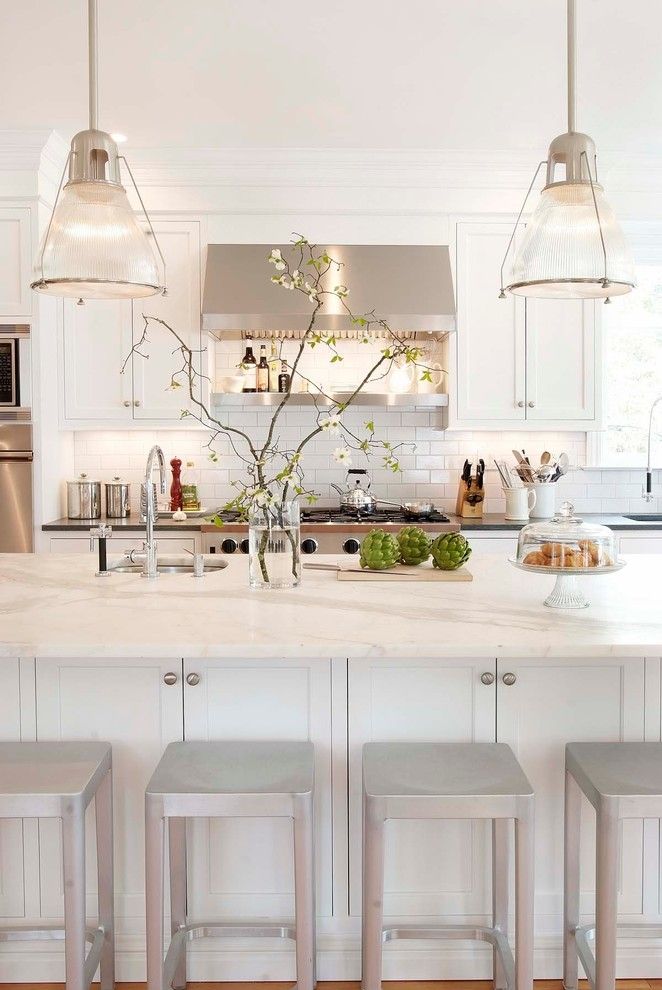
[365,420,375,433]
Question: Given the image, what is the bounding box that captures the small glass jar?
[516,500,616,570]
[248,500,301,590]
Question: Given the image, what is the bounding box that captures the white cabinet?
[59,218,202,427]
[0,208,32,317]
[182,657,333,923]
[619,535,662,554]
[132,220,202,421]
[496,656,646,937]
[348,657,496,920]
[35,657,183,928]
[0,659,27,919]
[61,298,133,421]
[453,220,599,430]
[466,532,519,555]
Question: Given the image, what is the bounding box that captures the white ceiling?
[2,0,661,154]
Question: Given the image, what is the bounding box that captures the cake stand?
[508,558,626,609]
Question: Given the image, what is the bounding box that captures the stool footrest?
[382,924,515,990]
[0,925,106,990]
[164,919,297,989]
[573,922,662,990]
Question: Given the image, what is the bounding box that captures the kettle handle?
[347,468,371,488]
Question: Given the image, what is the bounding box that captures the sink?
[109,555,228,575]
[624,514,662,522]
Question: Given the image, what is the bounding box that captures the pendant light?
[500,0,634,302]
[31,0,165,301]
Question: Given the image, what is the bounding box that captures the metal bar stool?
[145,740,315,990]
[564,741,662,990]
[362,742,535,990]
[0,741,114,990]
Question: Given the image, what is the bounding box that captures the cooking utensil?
[461,459,472,487]
[331,468,378,513]
[540,451,551,466]
[303,562,419,575]
[476,458,485,489]
[67,474,101,520]
[550,451,570,482]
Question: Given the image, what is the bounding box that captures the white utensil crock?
[504,487,537,521]
[526,483,556,519]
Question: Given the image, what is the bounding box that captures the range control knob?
[343,538,361,554]
[301,539,319,555]
[221,538,238,554]
[239,538,250,554]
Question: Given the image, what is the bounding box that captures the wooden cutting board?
[336,564,473,582]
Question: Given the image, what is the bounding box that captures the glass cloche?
[510,501,624,608]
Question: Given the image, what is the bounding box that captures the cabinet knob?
[480,671,495,685]
[163,671,178,686]
[134,399,141,407]
[186,672,200,686]
[123,400,131,407]
[528,400,535,408]
[502,672,517,686]
[517,400,525,408]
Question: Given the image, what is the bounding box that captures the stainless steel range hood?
[202,244,455,334]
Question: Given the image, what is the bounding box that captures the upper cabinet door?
[0,208,32,317]
[62,298,134,421]
[455,221,526,423]
[525,298,596,421]
[132,220,202,420]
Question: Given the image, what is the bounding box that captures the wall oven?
[0,327,33,551]
[0,326,30,414]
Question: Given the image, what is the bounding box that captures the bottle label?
[243,366,257,390]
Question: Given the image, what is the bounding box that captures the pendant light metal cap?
[67,128,123,185]
[544,130,597,187]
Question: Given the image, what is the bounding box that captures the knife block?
[455,478,485,518]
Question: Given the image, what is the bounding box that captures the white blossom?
[332,447,352,465]
[253,488,273,508]
[320,413,342,436]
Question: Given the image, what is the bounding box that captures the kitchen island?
[1,553,662,982]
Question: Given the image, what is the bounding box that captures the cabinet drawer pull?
[517,400,525,408]
[480,671,495,685]
[134,399,141,407]
[186,672,200,686]
[123,400,131,407]
[528,400,535,408]
[502,672,517,686]
[163,671,178,686]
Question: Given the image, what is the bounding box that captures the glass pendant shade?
[508,182,635,299]
[32,179,161,300]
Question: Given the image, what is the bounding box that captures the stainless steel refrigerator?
[0,423,33,552]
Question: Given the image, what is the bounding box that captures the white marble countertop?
[0,552,661,660]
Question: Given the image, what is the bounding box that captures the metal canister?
[105,476,131,518]
[67,474,101,519]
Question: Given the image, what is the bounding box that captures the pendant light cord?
[567,0,576,133]
[88,0,99,130]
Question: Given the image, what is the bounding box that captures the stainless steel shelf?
[210,391,449,408]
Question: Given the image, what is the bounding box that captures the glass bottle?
[278,360,291,393]
[268,340,280,391]
[241,334,257,393]
[257,344,269,392]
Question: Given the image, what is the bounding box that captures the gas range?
[201,506,459,556]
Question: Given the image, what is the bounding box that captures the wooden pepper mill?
[170,457,183,511]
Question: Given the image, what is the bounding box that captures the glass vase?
[248,501,301,589]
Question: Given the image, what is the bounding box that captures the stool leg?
[62,802,87,990]
[515,800,535,990]
[362,792,385,990]
[563,770,582,990]
[595,802,619,990]
[145,795,166,990]
[169,817,187,990]
[492,817,509,990]
[95,768,115,990]
[293,792,316,990]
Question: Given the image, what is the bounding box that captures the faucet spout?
[643,396,662,503]
[141,445,167,578]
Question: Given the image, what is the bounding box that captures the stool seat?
[147,740,314,795]
[566,741,662,813]
[0,741,111,817]
[363,742,533,821]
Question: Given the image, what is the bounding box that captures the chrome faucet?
[642,396,662,503]
[139,445,167,578]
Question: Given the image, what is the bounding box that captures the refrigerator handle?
[0,452,33,462]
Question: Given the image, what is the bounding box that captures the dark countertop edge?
[42,513,662,534]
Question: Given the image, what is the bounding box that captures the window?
[599,236,662,466]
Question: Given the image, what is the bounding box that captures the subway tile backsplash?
[71,414,662,517]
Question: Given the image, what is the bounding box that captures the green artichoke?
[360,529,401,570]
[397,526,431,565]
[430,533,472,570]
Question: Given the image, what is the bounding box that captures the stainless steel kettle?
[331,469,378,513]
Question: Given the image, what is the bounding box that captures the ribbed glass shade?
[31,181,161,299]
[508,182,635,299]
